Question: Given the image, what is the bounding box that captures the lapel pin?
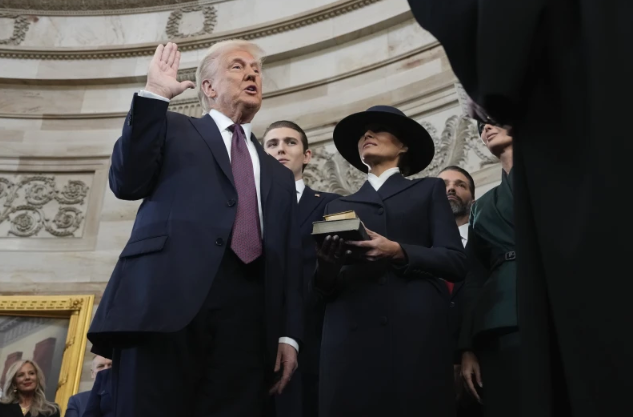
[315,193,321,197]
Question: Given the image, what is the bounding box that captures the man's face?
[205,49,262,117]
[264,127,311,180]
[438,169,474,218]
[91,355,112,380]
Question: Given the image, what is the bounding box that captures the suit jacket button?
[380,316,388,326]
[450,302,455,307]
[378,207,384,215]
[227,199,236,207]
[379,277,387,285]
[215,238,224,246]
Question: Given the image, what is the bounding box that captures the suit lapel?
[253,136,272,209]
[189,115,234,187]
[377,173,417,201]
[298,186,323,226]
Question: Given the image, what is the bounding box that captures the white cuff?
[278,337,299,353]
[138,90,170,103]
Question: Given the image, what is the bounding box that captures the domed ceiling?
[0,0,212,15]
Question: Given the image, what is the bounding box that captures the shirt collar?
[367,167,400,191]
[209,109,253,139]
[458,223,469,245]
[295,179,305,195]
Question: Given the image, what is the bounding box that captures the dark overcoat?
[316,174,466,417]
[408,1,633,416]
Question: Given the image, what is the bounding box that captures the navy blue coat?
[82,368,113,417]
[88,95,304,364]
[64,391,89,417]
[316,174,466,417]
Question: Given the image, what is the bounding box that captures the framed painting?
[0,295,94,415]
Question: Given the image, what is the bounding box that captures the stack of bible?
[311,210,369,248]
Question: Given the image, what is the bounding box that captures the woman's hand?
[345,227,405,262]
[317,235,350,266]
[461,351,483,403]
[315,236,351,291]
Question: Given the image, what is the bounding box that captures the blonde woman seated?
[0,360,60,417]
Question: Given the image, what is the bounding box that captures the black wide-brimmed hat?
[333,105,435,176]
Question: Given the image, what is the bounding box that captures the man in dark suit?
[87,40,303,417]
[82,368,113,417]
[438,166,481,417]
[64,355,111,417]
[263,121,339,417]
[407,1,633,416]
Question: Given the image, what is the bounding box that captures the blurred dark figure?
[407,1,633,417]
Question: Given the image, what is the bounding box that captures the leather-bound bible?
[312,210,370,246]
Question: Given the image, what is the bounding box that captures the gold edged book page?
[322,210,357,221]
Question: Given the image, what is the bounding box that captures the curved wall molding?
[0,41,438,119]
[0,0,382,60]
[0,0,225,17]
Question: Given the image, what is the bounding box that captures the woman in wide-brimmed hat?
[314,105,467,417]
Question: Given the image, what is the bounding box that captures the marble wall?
[0,0,501,393]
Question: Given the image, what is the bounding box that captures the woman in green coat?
[459,122,516,417]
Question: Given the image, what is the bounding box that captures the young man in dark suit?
[263,121,339,417]
[88,41,303,417]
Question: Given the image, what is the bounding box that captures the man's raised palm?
[145,42,195,99]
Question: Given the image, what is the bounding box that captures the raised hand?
[144,42,195,100]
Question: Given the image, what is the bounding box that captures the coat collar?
[298,185,322,226]
[340,173,417,206]
[377,173,418,201]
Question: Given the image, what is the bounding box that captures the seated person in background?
[0,359,60,417]
[81,368,112,417]
[64,356,111,417]
[263,121,339,417]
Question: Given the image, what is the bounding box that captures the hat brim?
[333,111,435,175]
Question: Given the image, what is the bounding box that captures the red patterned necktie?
[228,124,262,263]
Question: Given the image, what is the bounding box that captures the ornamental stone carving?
[166,5,218,39]
[304,115,498,195]
[0,14,31,46]
[0,0,217,15]
[0,174,90,238]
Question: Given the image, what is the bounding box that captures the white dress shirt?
[138,90,298,353]
[458,223,469,248]
[295,179,306,202]
[367,167,401,191]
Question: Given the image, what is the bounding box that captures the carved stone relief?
[0,14,31,46]
[0,174,91,238]
[166,5,218,39]
[304,115,498,196]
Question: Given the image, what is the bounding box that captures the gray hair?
[195,39,265,114]
[1,360,59,416]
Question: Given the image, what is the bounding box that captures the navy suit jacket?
[64,391,90,417]
[298,186,339,375]
[82,368,113,417]
[88,95,304,363]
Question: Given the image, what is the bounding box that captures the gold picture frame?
[0,295,94,416]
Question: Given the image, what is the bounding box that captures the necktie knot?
[229,123,245,136]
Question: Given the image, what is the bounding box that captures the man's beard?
[448,196,471,217]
